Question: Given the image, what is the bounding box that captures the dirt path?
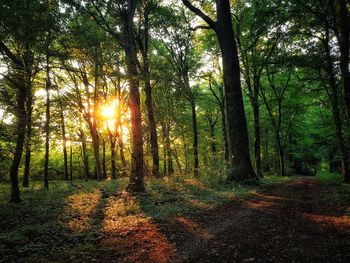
[156,178,350,262]
[39,178,350,263]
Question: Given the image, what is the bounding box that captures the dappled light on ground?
[302,213,350,231]
[176,216,214,240]
[63,190,102,231]
[1,177,350,262]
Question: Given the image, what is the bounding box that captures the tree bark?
[10,83,27,203]
[190,98,199,177]
[138,5,160,178]
[110,135,117,179]
[102,139,107,179]
[43,52,50,189]
[123,0,144,192]
[57,96,69,181]
[324,25,350,182]
[338,0,350,123]
[182,0,257,182]
[275,131,285,176]
[22,87,33,187]
[252,96,263,177]
[78,129,90,180]
[216,1,257,181]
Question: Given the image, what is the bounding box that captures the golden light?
[100,99,119,132]
[101,104,116,119]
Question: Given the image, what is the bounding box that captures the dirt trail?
[162,178,350,262]
[42,178,350,263]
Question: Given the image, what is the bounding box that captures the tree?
[182,0,257,181]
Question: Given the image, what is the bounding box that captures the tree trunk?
[69,143,73,181]
[140,7,160,178]
[220,102,229,163]
[123,0,144,192]
[338,0,350,123]
[275,131,285,176]
[43,55,50,189]
[252,97,263,177]
[79,130,90,180]
[190,99,199,177]
[216,1,257,181]
[58,97,69,181]
[209,119,217,156]
[182,0,256,181]
[22,87,33,187]
[102,139,107,179]
[10,85,26,203]
[324,26,350,182]
[109,134,117,179]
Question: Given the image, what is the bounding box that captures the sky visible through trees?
[0,0,349,200]
[0,0,350,262]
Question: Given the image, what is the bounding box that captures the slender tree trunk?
[22,88,33,187]
[140,7,160,178]
[43,53,50,189]
[109,135,117,179]
[166,124,174,175]
[220,103,229,163]
[275,131,285,176]
[10,85,27,203]
[102,139,107,179]
[264,128,271,172]
[69,143,73,181]
[91,133,102,180]
[338,0,350,124]
[252,98,263,177]
[123,0,144,192]
[324,26,350,182]
[58,98,69,181]
[209,119,217,156]
[79,130,90,180]
[190,99,199,177]
[162,122,168,176]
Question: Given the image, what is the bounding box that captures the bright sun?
[101,100,118,119]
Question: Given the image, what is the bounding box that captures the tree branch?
[182,0,217,31]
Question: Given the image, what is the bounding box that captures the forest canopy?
[0,0,350,203]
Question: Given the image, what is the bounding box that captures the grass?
[0,173,344,262]
[316,171,345,184]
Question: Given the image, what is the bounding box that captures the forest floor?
[1,174,350,262]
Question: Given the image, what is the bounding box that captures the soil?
[31,178,350,263]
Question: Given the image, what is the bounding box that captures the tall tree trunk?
[43,54,50,189]
[91,133,102,180]
[140,6,160,178]
[22,87,33,187]
[69,142,73,181]
[324,26,350,182]
[220,102,229,163]
[166,124,174,175]
[58,97,69,181]
[102,139,107,179]
[10,84,27,203]
[338,0,350,124]
[252,97,263,177]
[275,131,285,176]
[109,134,117,179]
[190,98,199,177]
[79,129,90,180]
[182,0,257,182]
[209,118,217,156]
[123,0,144,192]
[216,2,256,181]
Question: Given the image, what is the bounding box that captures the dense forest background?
[0,0,350,203]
